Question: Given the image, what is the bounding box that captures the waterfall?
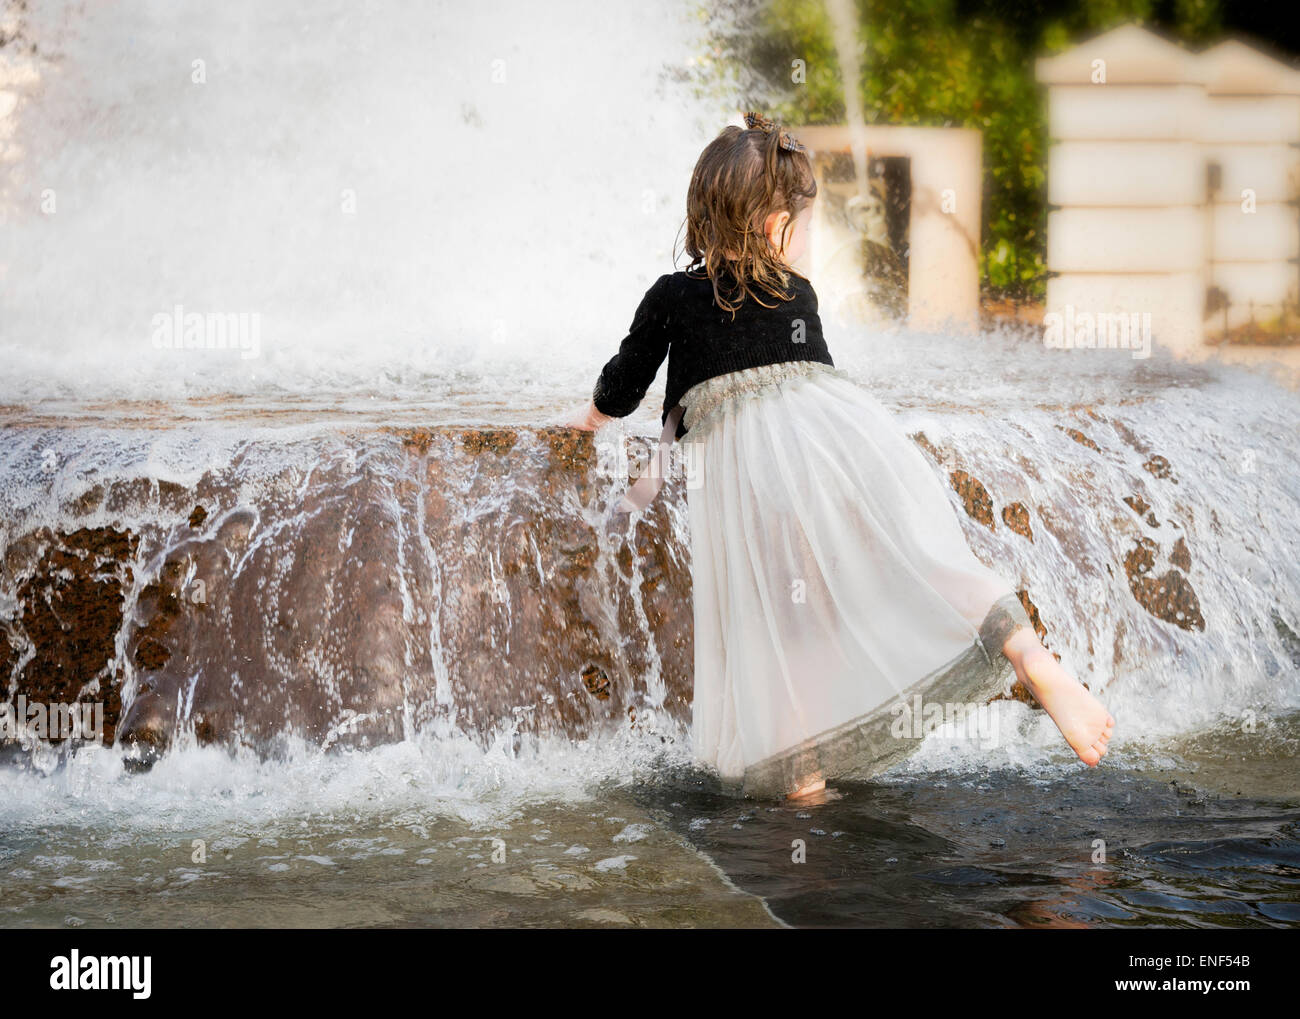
[1,1,1297,773]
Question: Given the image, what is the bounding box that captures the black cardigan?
[591,269,835,439]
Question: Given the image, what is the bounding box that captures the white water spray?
[0,0,715,403]
[825,0,870,201]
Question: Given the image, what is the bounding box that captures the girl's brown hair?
[680,121,818,313]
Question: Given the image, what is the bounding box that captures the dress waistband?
[680,360,843,439]
[612,360,846,516]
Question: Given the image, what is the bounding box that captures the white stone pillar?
[1037,24,1208,354]
[1199,40,1300,337]
[797,123,983,333]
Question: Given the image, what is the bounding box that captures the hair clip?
[742,111,808,154]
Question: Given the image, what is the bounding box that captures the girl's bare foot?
[1005,634,1115,766]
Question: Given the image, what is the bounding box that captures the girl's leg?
[1001,627,1115,766]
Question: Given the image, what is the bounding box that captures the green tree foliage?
[705,0,1224,299]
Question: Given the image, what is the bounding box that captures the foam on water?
[0,717,695,831]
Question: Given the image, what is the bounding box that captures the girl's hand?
[563,400,614,432]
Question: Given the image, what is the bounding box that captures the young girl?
[568,115,1114,798]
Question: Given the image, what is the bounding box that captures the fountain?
[0,0,1297,932]
[1,0,1297,769]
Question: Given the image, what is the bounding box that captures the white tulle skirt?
[679,361,1031,797]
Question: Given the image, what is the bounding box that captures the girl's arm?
[566,275,672,431]
[594,275,673,408]
[565,399,613,431]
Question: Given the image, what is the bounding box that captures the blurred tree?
[700,0,1237,300]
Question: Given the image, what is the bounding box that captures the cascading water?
[825,0,870,201]
[0,0,1297,928]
